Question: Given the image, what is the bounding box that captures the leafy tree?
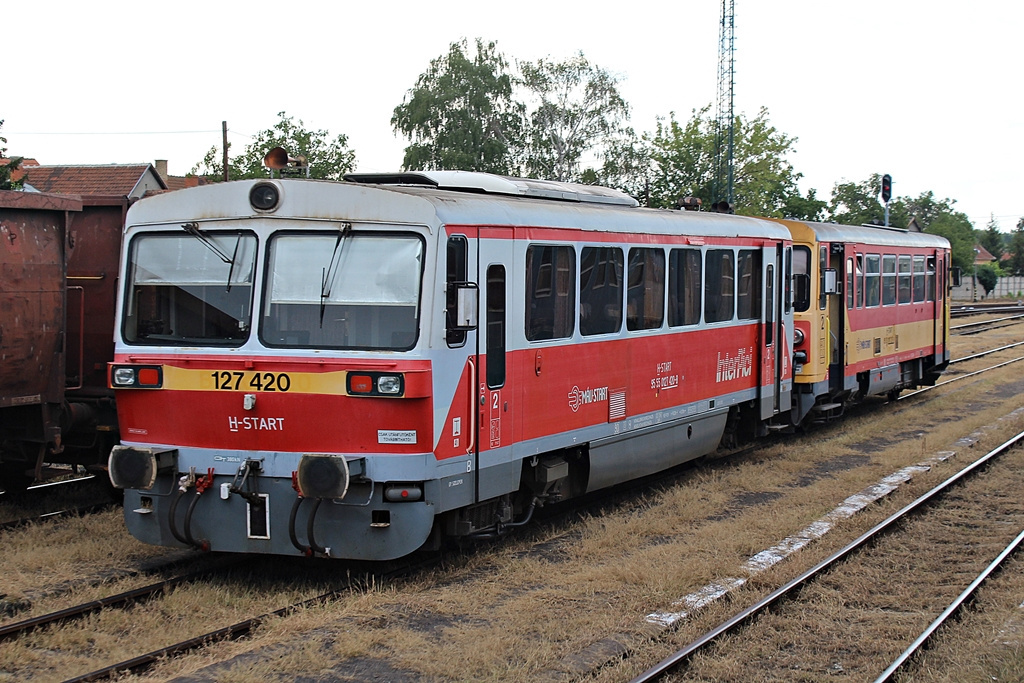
[392,39,524,174]
[519,52,629,182]
[1006,218,1024,276]
[978,214,1004,261]
[925,210,976,273]
[192,112,355,181]
[827,174,885,227]
[646,106,806,218]
[0,119,23,190]
[976,262,999,297]
[583,127,652,201]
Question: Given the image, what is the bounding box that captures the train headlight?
[793,328,805,345]
[110,364,163,388]
[347,372,405,397]
[113,367,136,386]
[249,182,280,212]
[377,375,402,394]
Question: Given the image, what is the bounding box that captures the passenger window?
[846,257,854,309]
[705,249,735,323]
[669,248,702,326]
[525,245,575,341]
[819,246,828,310]
[856,254,864,309]
[865,254,880,307]
[927,257,937,302]
[579,246,623,336]
[913,256,926,303]
[792,246,811,312]
[882,255,897,305]
[898,255,912,304]
[626,248,665,331]
[736,249,761,320]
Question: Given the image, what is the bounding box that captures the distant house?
[20,163,167,198]
[974,243,997,266]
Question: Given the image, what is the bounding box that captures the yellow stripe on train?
[160,366,349,395]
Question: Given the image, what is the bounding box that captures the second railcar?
[772,219,950,424]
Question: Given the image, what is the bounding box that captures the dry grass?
[4,328,1024,681]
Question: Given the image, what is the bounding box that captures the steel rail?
[0,558,242,641]
[628,429,1024,683]
[62,555,441,682]
[873,526,1024,682]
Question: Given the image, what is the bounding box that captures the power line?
[6,129,222,135]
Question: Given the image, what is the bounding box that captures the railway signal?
[881,173,893,226]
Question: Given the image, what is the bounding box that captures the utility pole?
[222,121,229,182]
[713,0,736,210]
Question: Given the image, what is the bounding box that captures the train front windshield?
[261,232,423,350]
[123,231,257,345]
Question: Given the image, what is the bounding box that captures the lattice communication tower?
[714,0,736,207]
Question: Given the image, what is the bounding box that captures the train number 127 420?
[210,371,291,392]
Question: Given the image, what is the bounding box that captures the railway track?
[628,429,1024,682]
[2,327,1022,680]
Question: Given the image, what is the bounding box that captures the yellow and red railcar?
[768,219,950,424]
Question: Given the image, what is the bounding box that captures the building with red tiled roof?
[21,163,166,198]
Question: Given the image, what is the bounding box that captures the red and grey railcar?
[107,173,795,560]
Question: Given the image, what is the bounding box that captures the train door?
[933,251,946,359]
[827,244,845,395]
[476,228,515,502]
[759,242,784,419]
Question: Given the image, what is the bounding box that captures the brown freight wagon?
[0,190,122,491]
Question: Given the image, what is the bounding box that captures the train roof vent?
[343,171,639,207]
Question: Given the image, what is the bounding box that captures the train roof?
[768,217,950,250]
[126,175,791,242]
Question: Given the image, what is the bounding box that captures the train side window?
[705,249,735,323]
[913,256,926,303]
[580,246,623,336]
[486,265,505,388]
[846,257,854,309]
[736,249,761,320]
[882,255,897,305]
[792,246,811,312]
[927,256,937,301]
[668,248,702,326]
[784,247,792,314]
[856,254,865,308]
[525,245,575,341]
[864,254,880,307]
[818,246,828,310]
[446,235,468,347]
[898,255,912,304]
[626,248,665,331]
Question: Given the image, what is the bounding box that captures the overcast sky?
[6,0,1021,228]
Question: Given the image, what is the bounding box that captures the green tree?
[827,174,885,227]
[582,127,652,201]
[1007,218,1024,276]
[392,38,525,174]
[925,211,976,273]
[519,52,629,182]
[0,119,23,191]
[192,112,355,181]
[976,262,999,297]
[978,214,1004,261]
[646,106,807,217]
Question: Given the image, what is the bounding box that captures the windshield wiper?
[225,235,242,292]
[319,222,352,327]
[182,222,232,264]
